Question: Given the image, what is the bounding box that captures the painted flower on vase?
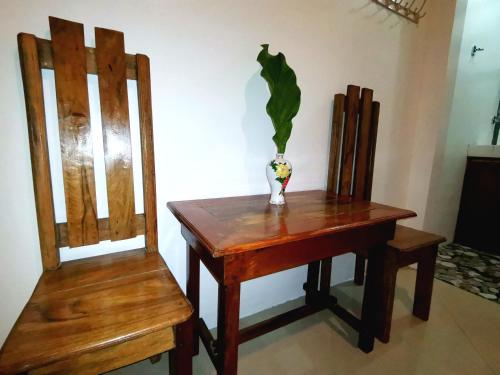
[270,160,292,195]
[275,163,290,178]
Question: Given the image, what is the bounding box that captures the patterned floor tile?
[435,243,500,304]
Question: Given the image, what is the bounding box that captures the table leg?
[320,258,332,298]
[187,245,200,356]
[376,248,398,343]
[304,261,320,305]
[217,282,241,375]
[358,245,384,352]
[354,254,366,285]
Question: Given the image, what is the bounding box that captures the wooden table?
[168,190,415,374]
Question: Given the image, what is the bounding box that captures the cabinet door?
[454,157,500,255]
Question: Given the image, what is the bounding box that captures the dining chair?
[304,84,445,343]
[0,17,193,374]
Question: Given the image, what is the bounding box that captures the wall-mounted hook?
[471,45,484,57]
[372,0,427,23]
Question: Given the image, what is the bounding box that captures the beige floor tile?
[109,268,499,375]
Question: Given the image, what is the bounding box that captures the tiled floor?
[109,268,500,374]
[435,243,500,303]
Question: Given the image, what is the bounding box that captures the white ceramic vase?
[266,153,292,205]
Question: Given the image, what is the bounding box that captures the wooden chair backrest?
[18,17,158,270]
[327,85,380,202]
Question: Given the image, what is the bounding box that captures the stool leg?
[413,245,438,321]
[354,254,366,285]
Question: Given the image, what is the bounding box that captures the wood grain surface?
[353,88,373,200]
[17,33,60,269]
[136,54,159,252]
[0,250,192,374]
[168,190,415,257]
[50,16,99,247]
[326,94,345,195]
[95,27,136,241]
[339,85,360,196]
[36,37,138,80]
[30,328,174,375]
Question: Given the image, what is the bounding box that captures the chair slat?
[18,33,60,270]
[56,214,146,248]
[137,54,158,252]
[95,27,136,241]
[353,88,373,200]
[326,94,345,195]
[36,37,138,80]
[365,101,380,200]
[339,85,360,196]
[49,16,99,247]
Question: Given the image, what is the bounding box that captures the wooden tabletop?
[168,190,416,257]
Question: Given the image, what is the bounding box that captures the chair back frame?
[18,17,158,270]
[327,84,380,202]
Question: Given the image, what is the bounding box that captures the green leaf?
[257,44,301,154]
[270,160,278,171]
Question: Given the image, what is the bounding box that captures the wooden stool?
[355,225,445,342]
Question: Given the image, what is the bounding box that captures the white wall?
[423,0,500,239]
[0,0,457,345]
[467,1,500,144]
[398,0,460,230]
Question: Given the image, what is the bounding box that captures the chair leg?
[375,248,398,343]
[304,261,320,305]
[413,245,438,321]
[354,254,366,285]
[169,318,194,375]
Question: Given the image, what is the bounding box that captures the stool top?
[388,225,446,252]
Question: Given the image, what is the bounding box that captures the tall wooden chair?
[304,84,445,343]
[0,17,193,374]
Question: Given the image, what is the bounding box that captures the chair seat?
[388,225,446,252]
[0,249,193,374]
